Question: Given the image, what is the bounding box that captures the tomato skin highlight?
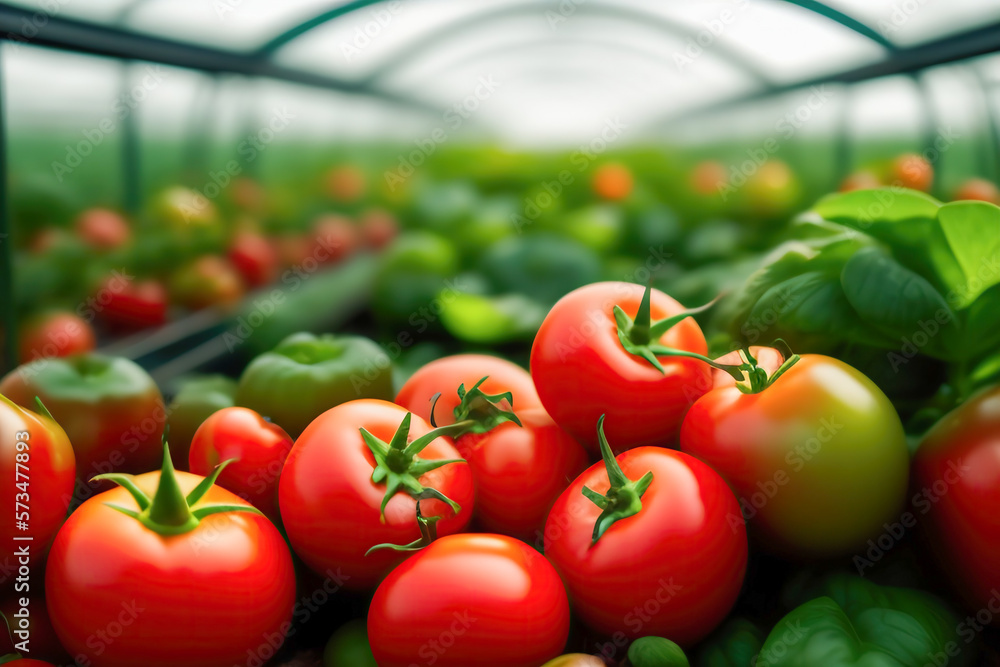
[456,407,588,542]
[913,384,1000,620]
[368,533,570,667]
[395,353,541,426]
[530,282,711,452]
[544,446,746,646]
[188,406,293,523]
[680,354,909,558]
[0,395,75,575]
[278,399,474,590]
[45,472,296,667]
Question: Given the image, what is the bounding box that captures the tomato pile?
[2,162,1000,666]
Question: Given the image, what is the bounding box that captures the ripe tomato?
[690,161,728,195]
[592,163,634,201]
[17,311,95,364]
[368,533,570,667]
[45,448,296,667]
[188,407,293,523]
[395,354,541,426]
[228,230,278,287]
[279,400,474,590]
[0,354,164,506]
[457,407,587,542]
[891,153,933,191]
[96,276,168,330]
[913,384,1000,619]
[680,354,909,558]
[312,214,358,264]
[359,208,399,249]
[544,418,746,646]
[2,659,56,666]
[0,395,75,577]
[74,208,131,250]
[953,178,1000,205]
[530,282,711,453]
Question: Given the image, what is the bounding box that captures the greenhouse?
[0,1,999,666]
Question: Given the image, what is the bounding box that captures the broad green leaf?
[696,618,763,667]
[935,201,1000,308]
[963,283,1000,360]
[758,576,970,667]
[840,247,957,359]
[813,188,941,225]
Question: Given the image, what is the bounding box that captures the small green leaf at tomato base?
[626,636,689,667]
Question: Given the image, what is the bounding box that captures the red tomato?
[913,384,1000,619]
[368,533,570,667]
[17,311,95,364]
[396,354,541,427]
[530,282,711,453]
[953,178,1000,205]
[188,406,292,523]
[169,256,245,311]
[891,153,933,191]
[228,231,278,288]
[46,464,295,667]
[592,163,633,201]
[279,399,474,590]
[359,208,399,249]
[74,208,131,250]
[839,171,883,192]
[544,419,746,646]
[691,161,728,195]
[0,596,73,664]
[456,408,588,542]
[272,233,314,269]
[96,276,168,330]
[711,346,784,389]
[681,354,909,558]
[0,395,75,577]
[312,214,358,264]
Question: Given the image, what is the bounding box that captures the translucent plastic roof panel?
[1,0,137,24]
[824,0,1000,46]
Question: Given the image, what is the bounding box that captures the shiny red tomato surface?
[456,407,588,542]
[368,533,570,667]
[45,472,295,667]
[278,400,474,589]
[530,282,711,452]
[913,384,1000,620]
[395,354,541,426]
[17,312,96,364]
[544,445,746,646]
[188,406,293,523]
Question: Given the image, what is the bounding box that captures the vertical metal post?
[970,66,1000,182]
[0,45,16,374]
[834,87,852,182]
[121,61,142,216]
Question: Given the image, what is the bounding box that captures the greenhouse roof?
[1,0,999,143]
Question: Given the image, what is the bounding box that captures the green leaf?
[757,575,972,667]
[696,618,763,667]
[840,247,957,359]
[935,201,1000,308]
[628,636,689,667]
[961,283,1000,361]
[813,188,941,226]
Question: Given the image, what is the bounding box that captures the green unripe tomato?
[627,636,689,667]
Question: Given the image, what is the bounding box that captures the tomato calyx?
[365,501,440,555]
[582,415,654,544]
[361,413,468,521]
[430,375,523,434]
[720,343,801,395]
[93,428,262,536]
[615,284,728,376]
